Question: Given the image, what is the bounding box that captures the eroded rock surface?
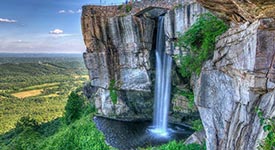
[82,13,155,117]
[195,19,275,150]
[197,0,275,23]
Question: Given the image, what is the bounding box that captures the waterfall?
[151,16,173,137]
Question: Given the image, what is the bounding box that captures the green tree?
[15,116,39,133]
[64,91,84,124]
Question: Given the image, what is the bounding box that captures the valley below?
[0,53,88,134]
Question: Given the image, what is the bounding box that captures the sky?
[0,0,125,53]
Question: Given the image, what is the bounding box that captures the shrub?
[180,90,195,110]
[177,13,228,78]
[191,119,204,131]
[125,4,132,13]
[256,109,275,150]
[118,4,123,10]
[64,91,85,124]
[40,115,110,150]
[109,79,118,104]
[15,116,39,133]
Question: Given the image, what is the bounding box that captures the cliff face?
[81,1,205,118]
[82,8,155,117]
[197,0,275,23]
[194,0,275,149]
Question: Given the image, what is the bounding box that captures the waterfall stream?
[151,16,173,137]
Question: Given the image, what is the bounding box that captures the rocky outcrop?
[195,19,275,150]
[197,0,275,23]
[184,130,206,145]
[82,10,156,117]
[82,1,206,118]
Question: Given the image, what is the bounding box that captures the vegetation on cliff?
[257,109,275,150]
[177,13,228,78]
[174,13,228,134]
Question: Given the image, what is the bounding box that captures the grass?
[20,83,60,91]
[73,75,89,80]
[12,89,43,98]
[42,94,59,98]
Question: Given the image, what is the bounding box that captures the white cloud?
[77,9,82,13]
[49,29,64,34]
[0,18,17,23]
[0,35,86,53]
[68,10,75,14]
[58,10,66,13]
[58,9,82,14]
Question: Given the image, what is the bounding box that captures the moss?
[191,119,204,131]
[109,79,118,104]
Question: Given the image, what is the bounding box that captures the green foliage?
[39,115,110,150]
[173,4,183,9]
[177,13,228,78]
[0,55,88,134]
[256,109,275,150]
[147,140,206,150]
[4,128,43,150]
[125,4,132,13]
[0,115,110,150]
[109,79,118,104]
[180,90,195,110]
[118,4,123,10]
[64,91,85,125]
[0,89,108,150]
[191,119,204,131]
[15,116,39,133]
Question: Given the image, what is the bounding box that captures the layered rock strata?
[195,19,275,150]
[197,0,275,23]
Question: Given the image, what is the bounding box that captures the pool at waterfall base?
[93,116,194,149]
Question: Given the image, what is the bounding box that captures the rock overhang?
[197,0,275,23]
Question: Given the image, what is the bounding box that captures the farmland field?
[0,53,89,134]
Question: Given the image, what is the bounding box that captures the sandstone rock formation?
[82,9,155,117]
[195,19,275,150]
[81,1,205,118]
[197,0,275,23]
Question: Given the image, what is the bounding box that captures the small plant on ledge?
[109,79,118,104]
[256,108,275,150]
[125,4,132,13]
[176,13,229,78]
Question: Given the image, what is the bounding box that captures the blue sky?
[0,0,124,53]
